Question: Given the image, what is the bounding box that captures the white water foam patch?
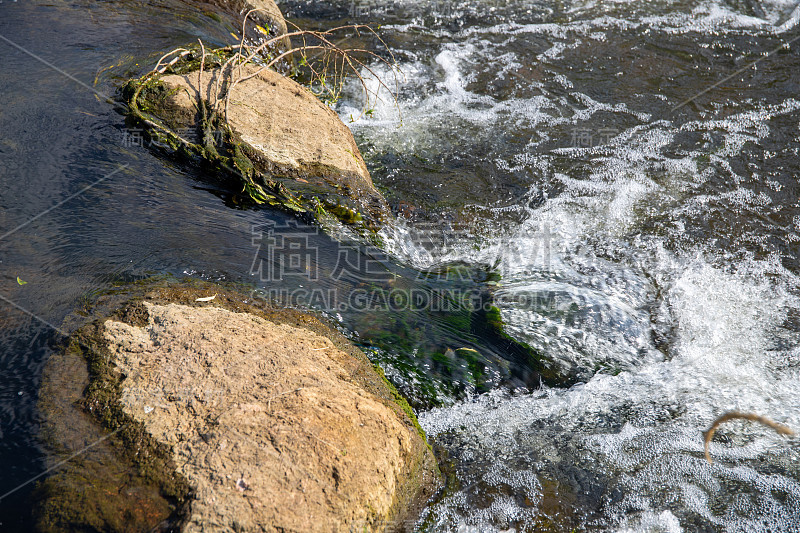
[365,46,799,269]
[485,125,676,374]
[544,98,800,246]
[341,3,800,272]
[777,2,800,32]
[487,204,659,376]
[463,0,789,39]
[379,116,671,374]
[640,2,768,33]
[338,30,651,159]
[492,95,800,376]
[420,255,800,531]
[348,41,658,273]
[681,99,800,154]
[667,99,800,227]
[367,0,797,33]
[616,509,683,533]
[339,55,566,156]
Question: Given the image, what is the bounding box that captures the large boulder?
[37,285,440,532]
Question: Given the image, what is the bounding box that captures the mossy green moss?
[347,264,572,409]
[479,304,565,386]
[372,363,429,446]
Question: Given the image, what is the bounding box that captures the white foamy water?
[419,255,800,531]
[336,0,800,529]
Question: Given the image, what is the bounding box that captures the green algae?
[372,363,429,446]
[349,264,571,411]
[479,304,565,386]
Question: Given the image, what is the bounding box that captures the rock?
[166,64,383,211]
[222,0,289,37]
[36,346,181,533]
[37,284,440,532]
[124,2,391,230]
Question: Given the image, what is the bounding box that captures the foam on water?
[336,0,800,528]
[420,256,800,530]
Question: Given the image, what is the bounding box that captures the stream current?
[1,0,800,530]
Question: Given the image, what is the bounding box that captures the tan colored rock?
[229,0,288,36]
[155,63,388,218]
[101,301,439,531]
[127,0,389,227]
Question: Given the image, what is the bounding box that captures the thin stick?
[145,23,402,137]
[153,48,191,74]
[197,39,206,103]
[213,53,239,111]
[224,45,331,122]
[704,411,795,464]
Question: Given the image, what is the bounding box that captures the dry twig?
[704,411,795,463]
[149,10,401,128]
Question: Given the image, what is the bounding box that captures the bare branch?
[153,48,191,74]
[704,411,795,464]
[145,19,402,145]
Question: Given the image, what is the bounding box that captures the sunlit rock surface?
[38,287,440,532]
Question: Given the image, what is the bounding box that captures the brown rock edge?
[198,0,292,51]
[36,283,441,532]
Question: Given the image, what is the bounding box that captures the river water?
[1,0,800,531]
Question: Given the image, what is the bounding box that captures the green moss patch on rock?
[476,303,567,387]
[347,264,573,410]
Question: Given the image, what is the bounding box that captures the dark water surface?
[3,0,800,530]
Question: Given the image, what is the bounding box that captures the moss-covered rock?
[348,263,572,410]
[122,40,390,234]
